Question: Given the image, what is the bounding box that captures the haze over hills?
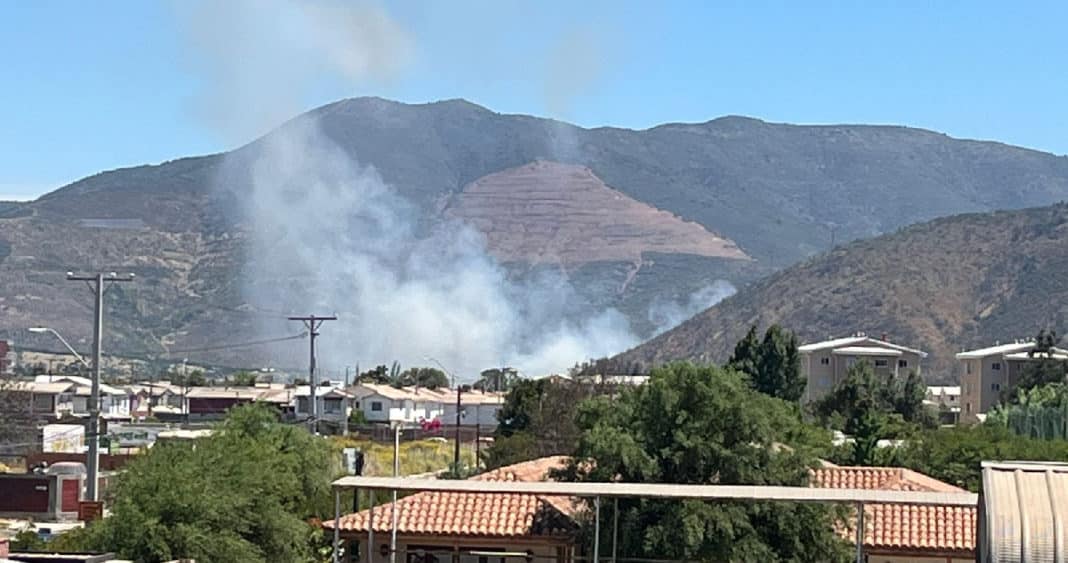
[605,202,1068,381]
[4,97,1068,373]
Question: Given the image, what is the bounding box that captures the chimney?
[881,333,888,342]
[0,537,8,558]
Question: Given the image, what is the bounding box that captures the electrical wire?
[161,332,308,356]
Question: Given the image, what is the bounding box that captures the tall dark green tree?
[397,367,449,389]
[728,324,806,402]
[558,363,849,562]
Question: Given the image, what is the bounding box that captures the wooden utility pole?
[288,314,337,434]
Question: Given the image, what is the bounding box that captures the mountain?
[605,203,1068,381]
[4,97,1068,369]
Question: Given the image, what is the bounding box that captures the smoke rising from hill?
[233,119,639,377]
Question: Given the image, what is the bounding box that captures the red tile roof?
[327,456,577,538]
[811,464,977,554]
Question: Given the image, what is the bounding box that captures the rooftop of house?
[325,456,576,539]
[812,463,975,555]
[798,334,928,357]
[1004,349,1068,361]
[927,386,961,396]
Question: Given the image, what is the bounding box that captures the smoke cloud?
[646,281,737,336]
[173,0,413,143]
[234,119,638,377]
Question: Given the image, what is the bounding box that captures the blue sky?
[2,0,1067,200]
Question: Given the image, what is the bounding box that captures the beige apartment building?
[799,333,927,403]
[957,341,1068,423]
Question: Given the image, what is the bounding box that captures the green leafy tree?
[473,367,519,392]
[1014,330,1068,396]
[397,367,449,389]
[988,383,1068,440]
[65,403,334,562]
[558,362,849,562]
[225,371,258,386]
[893,423,1068,491]
[483,378,607,470]
[728,324,805,402]
[358,365,390,385]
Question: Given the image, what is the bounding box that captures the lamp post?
[28,327,90,369]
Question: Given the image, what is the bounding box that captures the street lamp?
[28,327,90,368]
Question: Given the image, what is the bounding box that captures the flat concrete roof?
[331,476,978,507]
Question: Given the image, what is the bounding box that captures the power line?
[161,332,308,355]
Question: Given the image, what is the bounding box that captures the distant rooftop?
[799,333,928,357]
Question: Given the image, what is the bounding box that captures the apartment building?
[957,341,1068,423]
[799,333,927,403]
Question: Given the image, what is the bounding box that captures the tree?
[728,324,805,402]
[397,367,449,389]
[225,371,258,386]
[357,365,390,385]
[473,367,518,392]
[558,363,849,562]
[1014,330,1068,396]
[64,403,334,562]
[482,378,607,470]
[892,423,1068,491]
[988,383,1068,440]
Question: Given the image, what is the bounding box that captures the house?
[810,463,976,562]
[0,339,11,374]
[33,376,131,420]
[926,385,962,424]
[799,333,928,403]
[441,389,506,427]
[126,382,185,419]
[294,385,356,427]
[349,384,448,425]
[185,386,270,420]
[957,341,1068,423]
[11,381,77,419]
[324,456,578,562]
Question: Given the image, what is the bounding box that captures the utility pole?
[454,386,462,469]
[67,271,134,502]
[288,314,336,434]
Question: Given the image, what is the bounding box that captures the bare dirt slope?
[443,161,748,265]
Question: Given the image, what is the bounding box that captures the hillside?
[4,97,1068,368]
[607,203,1068,381]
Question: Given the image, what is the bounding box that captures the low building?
[294,385,357,427]
[799,333,928,403]
[810,463,976,562]
[33,376,131,420]
[957,341,1068,422]
[325,456,578,562]
[0,463,85,521]
[349,384,448,425]
[926,385,962,424]
[441,389,506,427]
[185,387,269,420]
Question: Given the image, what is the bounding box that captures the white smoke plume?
[173,0,413,143]
[235,119,638,378]
[646,281,737,336]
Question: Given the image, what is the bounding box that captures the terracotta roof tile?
[811,465,976,554]
[326,456,577,538]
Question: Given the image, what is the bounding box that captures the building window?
[33,394,53,412]
[874,359,889,368]
[992,362,1002,371]
[297,397,310,413]
[966,362,972,374]
[966,403,971,414]
[820,357,830,365]
[324,398,342,414]
[371,401,383,412]
[898,359,908,368]
[991,383,1001,392]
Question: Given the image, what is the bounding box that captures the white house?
[293,385,356,425]
[349,384,448,425]
[32,375,131,419]
[441,390,506,427]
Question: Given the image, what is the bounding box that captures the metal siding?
[980,462,1068,563]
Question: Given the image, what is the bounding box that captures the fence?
[1004,402,1068,440]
